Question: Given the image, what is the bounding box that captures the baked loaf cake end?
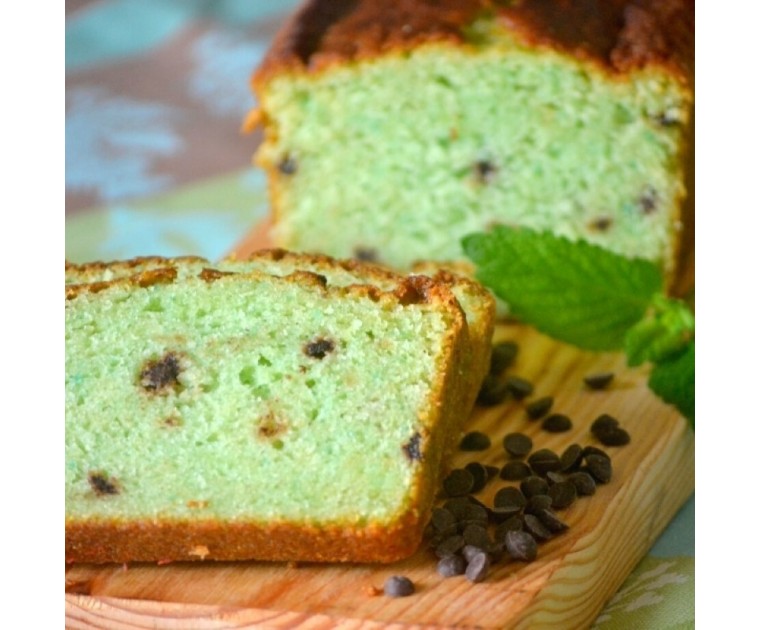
[250,0,694,283]
[65,261,481,563]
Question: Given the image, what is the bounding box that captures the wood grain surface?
[65,223,695,629]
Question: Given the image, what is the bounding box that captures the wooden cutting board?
[65,221,695,629]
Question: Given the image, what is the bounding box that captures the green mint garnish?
[463,226,694,428]
[462,227,663,351]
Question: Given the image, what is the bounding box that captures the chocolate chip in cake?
[489,341,518,375]
[437,555,466,578]
[589,216,613,232]
[443,468,475,497]
[638,187,659,214]
[459,431,491,451]
[88,471,120,496]
[584,372,615,390]
[503,432,533,458]
[277,155,298,175]
[506,376,534,400]
[139,352,182,393]
[465,551,490,583]
[303,337,335,359]
[525,396,554,420]
[542,414,573,433]
[402,432,423,462]
[504,530,538,562]
[384,575,415,597]
[353,246,378,262]
[473,159,498,184]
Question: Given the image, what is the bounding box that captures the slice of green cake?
[249,0,694,284]
[65,266,471,563]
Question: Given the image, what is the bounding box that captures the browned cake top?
[253,0,694,86]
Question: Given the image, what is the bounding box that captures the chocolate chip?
[503,432,533,458]
[431,507,457,533]
[568,471,597,496]
[278,155,297,175]
[542,414,573,433]
[598,427,631,446]
[303,337,334,359]
[402,432,423,462]
[460,500,490,527]
[463,524,491,549]
[140,353,181,393]
[460,431,491,451]
[465,551,490,583]
[528,449,561,476]
[495,516,524,542]
[473,159,498,184]
[494,486,527,510]
[500,460,532,481]
[489,341,518,374]
[520,476,549,498]
[504,530,538,562]
[462,544,487,563]
[437,555,466,577]
[584,372,615,390]
[547,481,578,510]
[464,462,489,493]
[523,514,553,541]
[525,396,554,420]
[506,376,534,400]
[384,575,415,597]
[525,494,553,515]
[536,508,569,533]
[353,247,378,262]
[484,465,500,481]
[435,535,465,558]
[559,444,584,471]
[582,445,611,461]
[88,471,119,496]
[476,374,510,406]
[585,454,613,484]
[443,468,475,497]
[545,471,568,485]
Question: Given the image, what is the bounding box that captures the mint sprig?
[462,227,694,427]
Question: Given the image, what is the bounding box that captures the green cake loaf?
[248,0,694,283]
[65,261,483,563]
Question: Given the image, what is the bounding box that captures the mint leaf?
[648,341,695,427]
[625,295,695,366]
[462,227,663,351]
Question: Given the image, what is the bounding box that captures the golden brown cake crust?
[253,0,694,88]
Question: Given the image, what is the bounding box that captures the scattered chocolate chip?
[437,555,466,577]
[528,449,561,476]
[599,427,631,446]
[88,471,120,496]
[463,524,492,549]
[442,497,471,521]
[503,432,533,458]
[547,481,578,510]
[476,375,510,406]
[591,414,619,434]
[443,468,475,497]
[500,460,532,481]
[489,341,518,375]
[303,337,335,359]
[525,396,554,420]
[504,530,538,562]
[584,372,615,390]
[585,454,613,484]
[545,471,568,485]
[520,476,549,498]
[536,508,569,533]
[384,575,415,597]
[568,471,597,496]
[278,155,298,175]
[460,431,491,451]
[494,486,527,510]
[559,444,584,471]
[460,500,490,526]
[525,494,553,515]
[506,376,534,400]
[465,551,490,583]
[523,514,553,541]
[140,353,181,393]
[464,462,489,493]
[542,414,573,433]
[484,465,500,481]
[435,535,466,559]
[431,507,457,533]
[462,544,487,563]
[402,432,423,462]
[495,516,524,540]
